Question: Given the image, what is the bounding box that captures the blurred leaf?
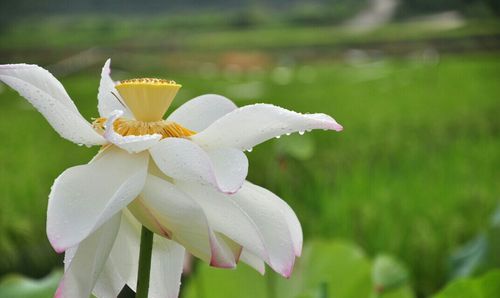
[449,234,488,279]
[372,255,414,298]
[433,269,500,298]
[378,286,415,298]
[183,240,414,298]
[289,240,372,298]
[0,270,61,298]
[182,261,267,298]
[373,255,410,291]
[449,205,500,279]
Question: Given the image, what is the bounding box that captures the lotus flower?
[0,60,343,298]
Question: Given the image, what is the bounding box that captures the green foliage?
[183,240,414,298]
[0,270,61,298]
[433,270,500,298]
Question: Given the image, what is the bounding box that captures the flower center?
[93,118,195,138]
[115,78,181,122]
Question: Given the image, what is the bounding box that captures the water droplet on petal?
[299,130,305,135]
[275,135,281,139]
[246,148,253,152]
[286,133,291,136]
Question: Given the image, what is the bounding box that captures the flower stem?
[136,226,154,298]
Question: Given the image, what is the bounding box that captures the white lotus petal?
[167,94,237,131]
[92,213,136,298]
[102,211,185,298]
[209,233,240,268]
[275,194,303,257]
[92,259,125,298]
[231,181,299,277]
[149,237,185,298]
[107,211,141,292]
[150,138,248,194]
[240,249,266,275]
[191,103,343,150]
[55,213,121,298]
[0,64,105,146]
[97,59,133,118]
[104,110,162,153]
[63,246,77,271]
[47,147,148,252]
[135,175,236,267]
[223,233,244,260]
[176,182,268,262]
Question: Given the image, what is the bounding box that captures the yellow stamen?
[92,118,195,139]
[115,78,181,122]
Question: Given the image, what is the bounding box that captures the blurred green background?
[0,0,499,297]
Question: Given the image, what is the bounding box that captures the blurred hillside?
[1,0,499,23]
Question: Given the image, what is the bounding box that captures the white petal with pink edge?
[191,103,343,150]
[240,249,266,275]
[274,192,303,257]
[47,147,148,252]
[97,59,133,118]
[55,212,121,298]
[167,94,237,131]
[150,138,248,194]
[0,64,105,146]
[135,174,236,267]
[104,110,162,153]
[175,182,268,262]
[232,181,300,277]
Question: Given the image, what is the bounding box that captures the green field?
[0,14,499,298]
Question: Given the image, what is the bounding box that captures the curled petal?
[275,193,302,257]
[150,138,248,194]
[97,59,133,118]
[47,147,148,252]
[191,103,343,150]
[0,64,105,146]
[167,94,237,131]
[240,249,266,275]
[104,110,162,153]
[56,213,121,298]
[130,175,236,267]
[176,182,268,263]
[232,181,300,277]
[177,180,301,277]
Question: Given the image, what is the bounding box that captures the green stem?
[136,226,154,298]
